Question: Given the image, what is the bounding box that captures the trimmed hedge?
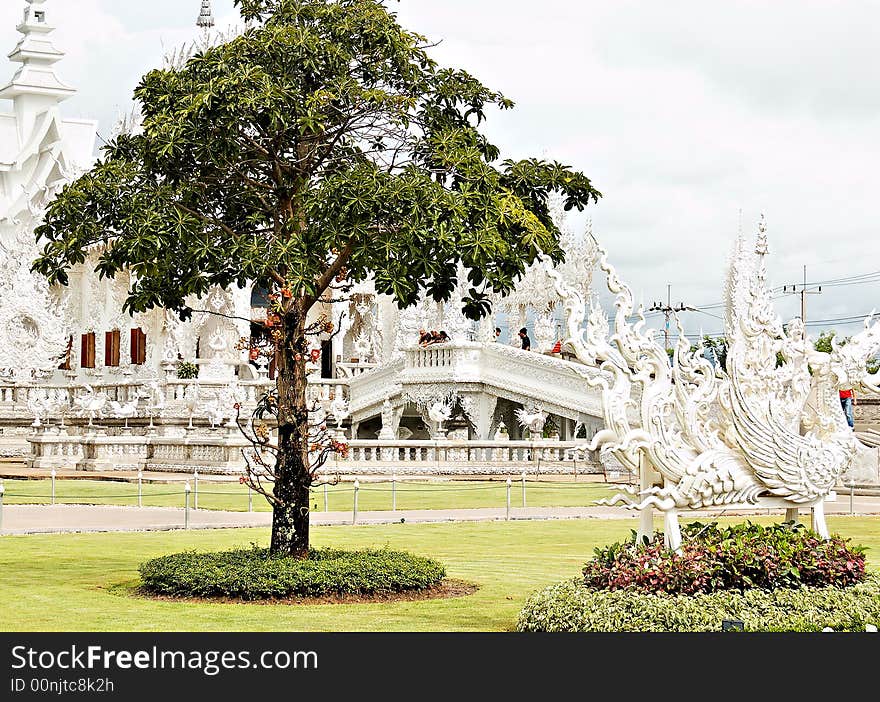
[516,574,880,632]
[139,547,446,600]
[583,522,866,594]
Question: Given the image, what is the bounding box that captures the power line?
[648,284,695,351]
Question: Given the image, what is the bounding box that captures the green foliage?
[32,0,600,320]
[30,0,600,555]
[583,522,867,594]
[139,547,446,600]
[175,361,199,379]
[814,330,837,354]
[516,573,880,632]
[689,335,728,371]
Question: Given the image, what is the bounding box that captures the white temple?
[0,1,610,474]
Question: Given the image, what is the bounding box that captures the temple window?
[104,330,121,367]
[130,328,147,365]
[80,333,96,369]
[34,11,45,23]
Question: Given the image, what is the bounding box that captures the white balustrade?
[329,439,600,475]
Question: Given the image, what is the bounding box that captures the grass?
[0,515,878,632]
[0,478,616,512]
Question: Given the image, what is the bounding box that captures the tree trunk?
[269,306,312,558]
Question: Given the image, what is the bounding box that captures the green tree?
[688,335,728,371]
[814,330,838,354]
[32,0,600,557]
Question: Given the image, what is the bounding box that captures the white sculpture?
[74,385,109,427]
[138,380,165,429]
[428,400,453,438]
[329,395,349,438]
[353,330,373,362]
[109,399,138,429]
[545,217,878,549]
[26,391,53,428]
[183,383,201,429]
[516,407,548,437]
[200,395,228,429]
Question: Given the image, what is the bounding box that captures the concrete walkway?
[2,496,880,535]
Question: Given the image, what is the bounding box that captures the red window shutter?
[105,331,113,366]
[105,330,120,367]
[130,328,147,365]
[81,333,96,369]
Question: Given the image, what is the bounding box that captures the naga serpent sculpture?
[543,217,879,549]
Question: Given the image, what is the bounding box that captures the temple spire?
[197,0,215,30]
[0,1,75,139]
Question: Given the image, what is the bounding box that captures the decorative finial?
[197,0,215,30]
[0,0,75,105]
[755,213,768,256]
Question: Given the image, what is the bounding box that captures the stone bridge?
[347,342,607,441]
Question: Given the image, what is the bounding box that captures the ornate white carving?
[496,196,600,352]
[109,398,138,428]
[548,218,876,548]
[0,223,70,380]
[427,400,453,438]
[74,385,109,426]
[516,407,547,436]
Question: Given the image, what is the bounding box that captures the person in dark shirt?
[437,331,451,343]
[418,328,432,347]
[518,327,531,351]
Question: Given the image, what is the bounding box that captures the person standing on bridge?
[518,327,531,351]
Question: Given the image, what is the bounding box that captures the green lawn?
[0,478,616,513]
[1,515,878,632]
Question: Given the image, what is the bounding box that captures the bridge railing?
[331,439,599,472]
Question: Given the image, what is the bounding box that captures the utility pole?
[649,284,694,351]
[782,265,822,323]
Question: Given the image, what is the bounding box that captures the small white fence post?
[193,470,199,511]
[506,478,511,521]
[323,483,328,513]
[353,480,359,525]
[50,469,56,506]
[137,470,143,508]
[248,483,253,513]
[521,471,527,508]
[184,481,191,530]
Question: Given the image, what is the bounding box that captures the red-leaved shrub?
[583,521,866,595]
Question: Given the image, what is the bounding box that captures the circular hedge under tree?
[139,547,446,601]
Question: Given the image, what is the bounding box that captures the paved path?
[2,496,880,535]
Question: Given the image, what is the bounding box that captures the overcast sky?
[2,0,879,341]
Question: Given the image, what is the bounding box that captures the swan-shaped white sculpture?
[543,217,876,549]
[200,395,228,429]
[109,399,138,428]
[427,400,452,437]
[74,385,109,427]
[138,380,165,428]
[26,391,53,428]
[515,407,547,436]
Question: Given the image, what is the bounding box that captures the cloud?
[1,0,877,337]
